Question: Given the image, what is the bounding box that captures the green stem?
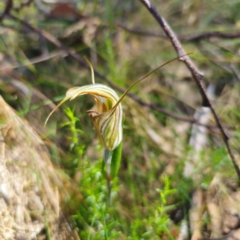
[104,149,112,178]
[104,149,113,205]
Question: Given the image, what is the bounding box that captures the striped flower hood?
[45,84,122,150]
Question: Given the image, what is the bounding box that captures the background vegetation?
[1,0,240,239]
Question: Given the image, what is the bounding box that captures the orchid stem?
[104,149,113,206]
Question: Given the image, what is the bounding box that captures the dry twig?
[117,23,240,42]
[12,0,34,12]
[0,0,12,22]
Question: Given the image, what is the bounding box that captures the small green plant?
[62,107,84,153]
[143,176,177,239]
[60,107,85,174]
[71,158,121,240]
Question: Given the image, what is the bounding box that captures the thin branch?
[0,0,12,22]
[0,50,67,71]
[116,23,166,38]
[184,31,240,42]
[117,23,240,42]
[12,0,34,12]
[4,13,233,131]
[7,13,88,65]
[139,0,240,180]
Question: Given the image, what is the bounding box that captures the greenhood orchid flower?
[45,57,124,151]
[45,55,184,152]
[45,84,122,150]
